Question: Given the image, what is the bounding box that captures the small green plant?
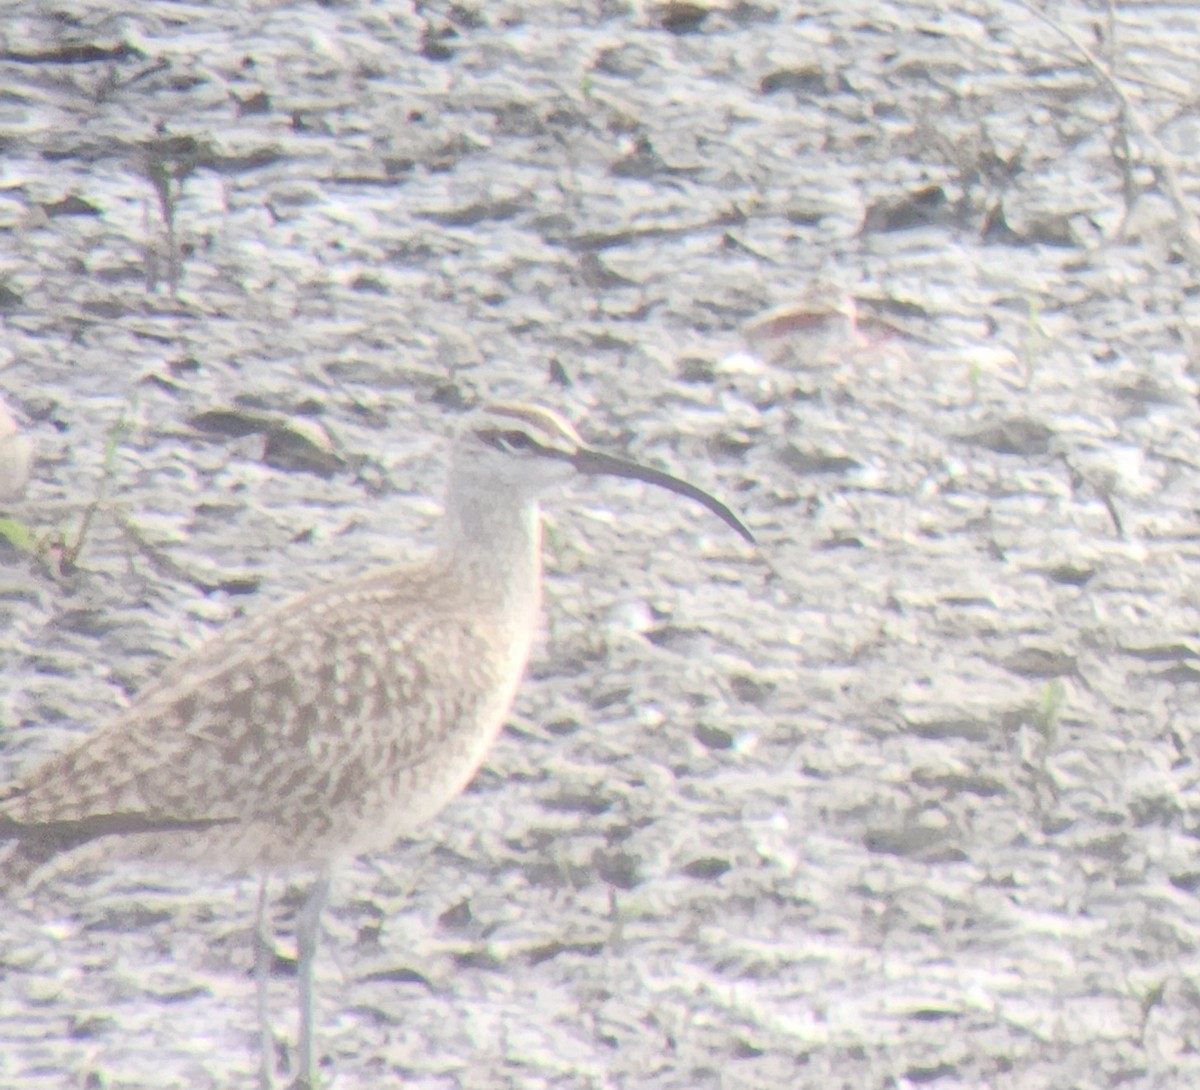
[0,516,35,553]
[1018,678,1069,825]
[139,132,206,296]
[1129,975,1167,1046]
[1033,677,1067,747]
[6,410,135,576]
[55,411,133,573]
[967,357,983,404]
[1018,297,1049,387]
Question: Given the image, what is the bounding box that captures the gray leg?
[255,876,275,1090]
[294,873,331,1090]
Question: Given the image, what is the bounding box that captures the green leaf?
[0,516,35,553]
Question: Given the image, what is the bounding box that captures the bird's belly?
[122,685,516,873]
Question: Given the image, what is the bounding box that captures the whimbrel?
[0,401,753,1088]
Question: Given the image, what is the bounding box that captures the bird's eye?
[481,429,536,453]
[496,430,534,452]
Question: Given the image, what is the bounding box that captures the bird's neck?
[435,477,544,616]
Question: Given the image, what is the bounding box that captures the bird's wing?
[0,568,517,832]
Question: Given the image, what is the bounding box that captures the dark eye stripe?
[479,428,538,453]
[501,430,533,449]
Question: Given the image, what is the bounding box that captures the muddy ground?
[3,1,1200,1087]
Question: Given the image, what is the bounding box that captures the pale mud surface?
[3,1,1200,1087]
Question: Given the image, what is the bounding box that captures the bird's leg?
[293,873,331,1090]
[255,875,276,1090]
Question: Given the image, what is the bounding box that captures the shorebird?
[0,401,753,1088]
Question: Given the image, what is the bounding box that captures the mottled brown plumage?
[0,565,534,881]
[0,401,753,1087]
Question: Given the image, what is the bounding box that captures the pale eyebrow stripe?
[484,403,580,445]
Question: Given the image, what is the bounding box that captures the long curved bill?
[570,448,754,544]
